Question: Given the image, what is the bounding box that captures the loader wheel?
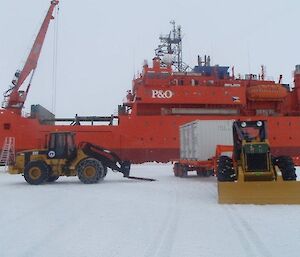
[47,176,59,182]
[24,161,49,185]
[273,156,297,181]
[102,166,108,178]
[217,156,236,182]
[77,158,105,184]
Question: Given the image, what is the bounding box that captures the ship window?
[145,73,169,79]
[191,79,199,86]
[3,123,10,130]
[179,80,184,86]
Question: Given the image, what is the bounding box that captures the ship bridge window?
[3,123,10,130]
[145,73,169,79]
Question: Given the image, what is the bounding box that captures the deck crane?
[2,0,59,113]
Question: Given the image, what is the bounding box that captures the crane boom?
[3,0,59,112]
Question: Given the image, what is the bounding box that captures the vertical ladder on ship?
[0,137,15,171]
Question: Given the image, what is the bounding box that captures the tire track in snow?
[224,205,273,257]
[230,205,273,257]
[143,182,182,257]
[18,193,104,257]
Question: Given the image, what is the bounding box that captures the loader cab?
[233,120,267,161]
[233,120,271,173]
[47,132,77,160]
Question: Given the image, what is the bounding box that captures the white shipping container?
[180,120,234,161]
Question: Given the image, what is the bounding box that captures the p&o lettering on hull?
[152,90,174,99]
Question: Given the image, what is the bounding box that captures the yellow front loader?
[9,132,154,185]
[217,120,300,204]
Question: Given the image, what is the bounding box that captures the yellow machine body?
[7,132,136,185]
[9,149,88,177]
[218,166,300,204]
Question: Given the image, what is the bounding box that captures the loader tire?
[273,156,297,181]
[102,166,108,178]
[46,166,59,182]
[24,161,49,185]
[77,158,105,184]
[47,175,59,182]
[217,156,236,182]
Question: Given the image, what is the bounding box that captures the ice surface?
[0,164,300,257]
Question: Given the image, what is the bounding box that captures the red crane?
[2,0,59,113]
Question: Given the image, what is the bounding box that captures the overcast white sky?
[0,0,299,117]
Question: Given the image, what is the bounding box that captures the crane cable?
[51,4,59,114]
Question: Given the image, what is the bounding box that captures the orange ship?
[1,2,300,164]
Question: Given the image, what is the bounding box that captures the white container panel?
[180,120,234,161]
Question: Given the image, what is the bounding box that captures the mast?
[155,21,186,72]
[2,0,59,112]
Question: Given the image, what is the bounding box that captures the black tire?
[173,163,180,177]
[273,156,297,181]
[102,166,108,178]
[217,156,236,182]
[179,165,188,177]
[77,158,105,184]
[47,175,59,182]
[196,170,203,176]
[197,169,213,177]
[173,163,187,177]
[24,161,49,185]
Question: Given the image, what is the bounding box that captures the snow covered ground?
[0,164,300,257]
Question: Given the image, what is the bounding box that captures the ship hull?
[1,110,300,164]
